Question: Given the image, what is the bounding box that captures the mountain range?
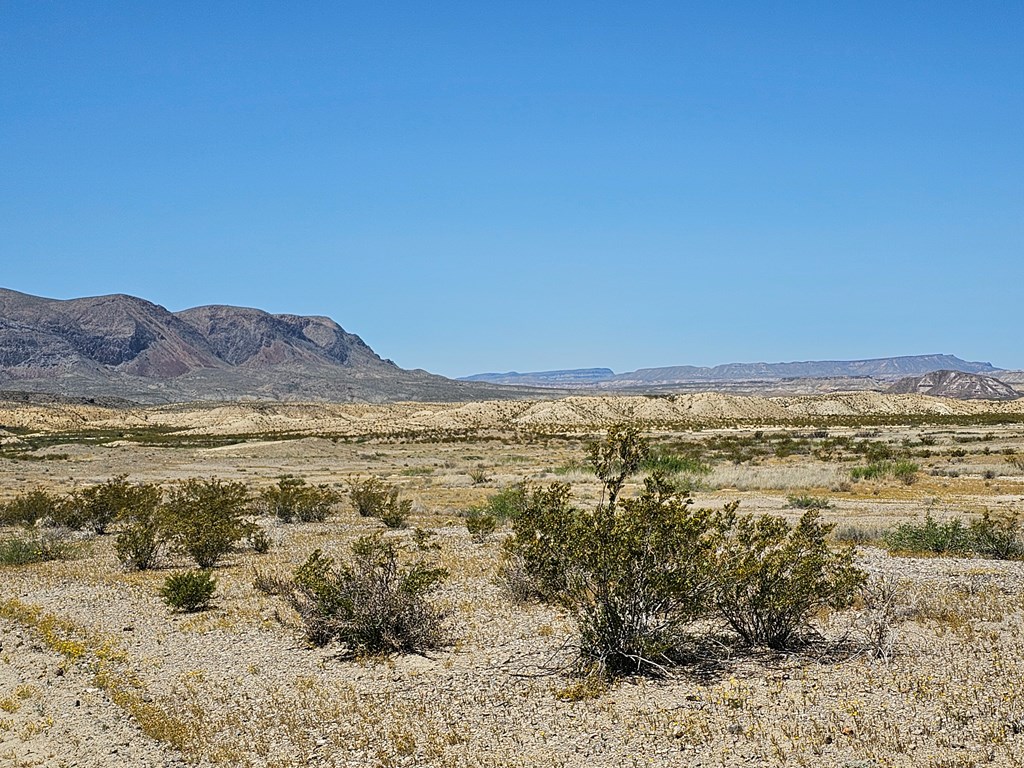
[0,288,541,404]
[0,288,1017,403]
[461,355,1004,388]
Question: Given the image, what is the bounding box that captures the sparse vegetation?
[259,476,339,523]
[112,482,165,571]
[347,476,412,527]
[161,570,217,612]
[713,510,865,649]
[274,535,448,655]
[162,478,253,568]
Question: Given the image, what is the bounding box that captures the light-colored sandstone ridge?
[2,392,1024,438]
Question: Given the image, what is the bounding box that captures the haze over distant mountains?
[462,355,1005,388]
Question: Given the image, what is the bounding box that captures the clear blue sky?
[2,2,1021,376]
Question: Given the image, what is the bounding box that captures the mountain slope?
[887,370,1020,401]
[0,288,545,404]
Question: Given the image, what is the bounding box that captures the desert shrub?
[0,489,66,527]
[967,510,1023,560]
[78,475,148,534]
[112,482,165,571]
[479,482,529,523]
[0,529,76,566]
[249,525,272,554]
[162,478,253,568]
[713,510,866,649]
[501,482,577,601]
[883,514,970,556]
[348,477,392,517]
[642,448,710,477]
[348,477,412,528]
[161,570,217,612]
[786,495,832,510]
[504,427,727,677]
[851,460,918,485]
[260,477,339,523]
[465,509,497,539]
[566,475,728,676]
[281,535,448,654]
[469,468,489,485]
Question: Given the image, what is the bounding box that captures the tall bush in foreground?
[714,510,865,649]
[279,535,448,655]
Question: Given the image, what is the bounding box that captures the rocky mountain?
[0,288,548,404]
[462,355,1001,389]
[887,370,1020,401]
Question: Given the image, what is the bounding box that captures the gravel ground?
[3,524,1024,767]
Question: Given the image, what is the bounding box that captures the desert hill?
[887,370,1020,401]
[3,391,1023,439]
[0,288,550,404]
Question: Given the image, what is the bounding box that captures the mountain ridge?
[461,354,1002,389]
[0,288,551,404]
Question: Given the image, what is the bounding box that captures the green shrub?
[851,460,919,485]
[642,448,710,476]
[883,514,971,556]
[479,483,529,523]
[112,482,165,571]
[348,477,393,517]
[347,477,412,528]
[501,482,578,601]
[282,536,448,654]
[968,510,1024,560]
[714,510,865,649]
[79,475,147,534]
[0,489,66,527]
[260,477,339,523]
[786,495,833,510]
[504,427,725,677]
[566,475,727,676]
[161,570,217,612]
[162,478,253,568]
[465,510,497,539]
[0,529,76,566]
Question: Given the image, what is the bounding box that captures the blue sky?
[2,2,1021,376]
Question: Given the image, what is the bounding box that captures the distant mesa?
[462,355,1002,389]
[886,370,1020,401]
[460,368,616,387]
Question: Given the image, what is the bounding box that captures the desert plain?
[1,392,1024,767]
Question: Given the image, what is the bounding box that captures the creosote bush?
[348,476,412,528]
[162,478,253,568]
[260,477,339,523]
[112,482,165,571]
[714,509,865,649]
[161,570,217,613]
[884,511,1023,560]
[0,529,76,566]
[275,535,448,655]
[502,425,868,678]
